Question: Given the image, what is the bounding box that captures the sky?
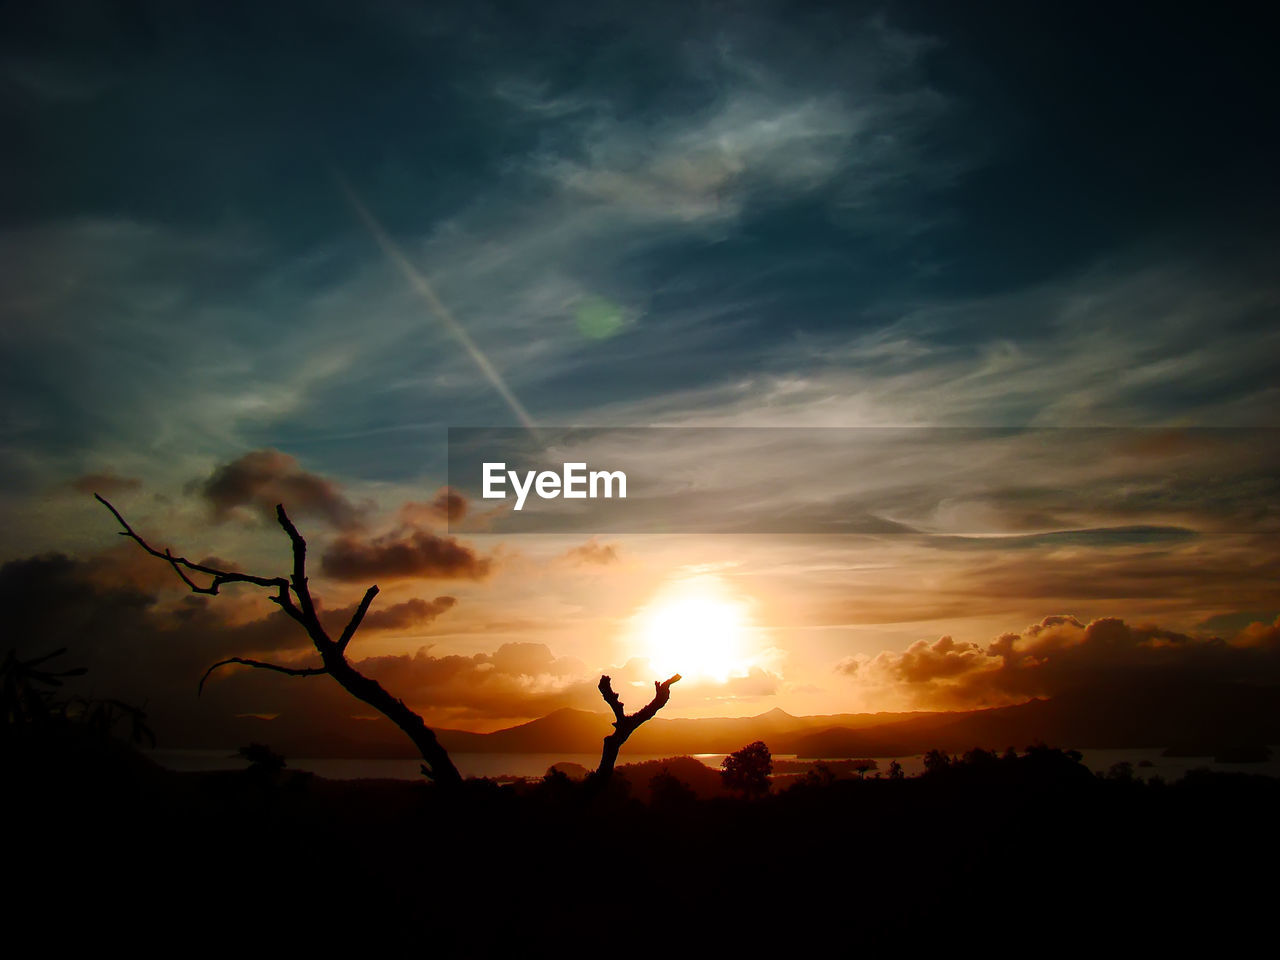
[2,1,1278,737]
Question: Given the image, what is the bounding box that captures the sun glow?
[633,575,755,682]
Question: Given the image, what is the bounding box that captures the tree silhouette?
[95,495,461,785]
[962,747,999,767]
[649,768,697,809]
[721,740,772,797]
[850,757,878,779]
[922,748,951,775]
[594,673,680,782]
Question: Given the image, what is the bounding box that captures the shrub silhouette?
[649,768,697,810]
[790,762,837,791]
[238,743,286,774]
[721,740,772,797]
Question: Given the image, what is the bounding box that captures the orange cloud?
[321,529,491,582]
[843,613,1280,709]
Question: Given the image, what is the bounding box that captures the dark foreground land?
[9,728,1277,953]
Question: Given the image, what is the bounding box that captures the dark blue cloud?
[2,0,1277,523]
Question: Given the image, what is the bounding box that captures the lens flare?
[574,295,627,340]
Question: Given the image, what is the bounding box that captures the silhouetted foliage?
[887,759,905,780]
[11,715,1277,954]
[238,742,286,774]
[962,747,999,767]
[649,768,697,810]
[546,760,589,781]
[850,757,878,779]
[539,766,579,803]
[803,762,837,788]
[2,647,86,734]
[922,748,952,774]
[1105,760,1136,782]
[2,647,153,749]
[721,740,772,797]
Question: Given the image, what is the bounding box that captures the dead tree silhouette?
[95,494,461,785]
[594,673,680,782]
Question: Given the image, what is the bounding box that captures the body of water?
[150,749,727,780]
[149,747,1280,782]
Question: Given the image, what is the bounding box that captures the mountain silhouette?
[188,679,1280,760]
[789,681,1280,757]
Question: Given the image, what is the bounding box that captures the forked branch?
[594,673,681,782]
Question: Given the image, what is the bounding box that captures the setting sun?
[633,575,754,682]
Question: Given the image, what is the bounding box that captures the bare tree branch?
[96,495,463,785]
[274,503,320,626]
[594,673,681,783]
[268,582,306,624]
[337,585,379,653]
[598,674,627,724]
[199,657,327,695]
[95,494,288,595]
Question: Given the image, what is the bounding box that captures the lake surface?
[150,749,700,780]
[149,747,1280,781]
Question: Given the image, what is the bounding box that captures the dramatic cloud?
[1235,616,1280,648]
[0,551,311,722]
[843,613,1280,710]
[198,450,364,529]
[3,4,1277,734]
[315,489,491,583]
[3,553,461,674]
[0,550,472,739]
[0,546,784,733]
[839,633,998,685]
[321,529,491,582]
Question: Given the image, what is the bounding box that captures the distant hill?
[203,679,1280,762]
[788,682,1280,757]
[432,704,935,756]
[614,755,727,801]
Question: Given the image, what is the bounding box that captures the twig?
[199,657,328,695]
